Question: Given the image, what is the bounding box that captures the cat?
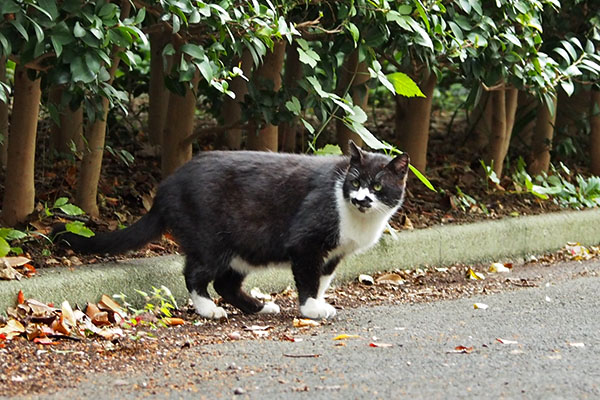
[55,141,409,320]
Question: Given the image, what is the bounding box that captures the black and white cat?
[56,141,409,320]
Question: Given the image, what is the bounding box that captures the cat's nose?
[351,197,372,209]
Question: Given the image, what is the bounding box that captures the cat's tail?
[53,207,165,255]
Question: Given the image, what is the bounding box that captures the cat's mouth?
[351,198,372,213]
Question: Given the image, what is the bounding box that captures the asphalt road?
[11,260,600,400]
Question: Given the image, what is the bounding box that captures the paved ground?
[10,259,600,400]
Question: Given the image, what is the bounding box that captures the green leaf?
[181,43,204,59]
[59,204,85,216]
[412,24,433,50]
[197,60,213,82]
[51,36,63,57]
[285,96,301,114]
[314,144,342,156]
[414,0,430,32]
[0,237,9,257]
[300,118,314,134]
[65,221,94,238]
[297,47,320,68]
[53,197,69,208]
[347,122,389,150]
[409,164,436,192]
[346,22,360,44]
[386,72,425,97]
[74,22,86,38]
[561,80,574,97]
[10,20,29,41]
[0,228,27,241]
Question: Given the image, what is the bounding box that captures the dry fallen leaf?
[61,301,77,327]
[0,319,26,339]
[489,263,511,273]
[358,274,375,285]
[33,337,56,345]
[0,256,32,268]
[565,242,591,261]
[376,273,405,286]
[250,287,272,301]
[98,294,126,319]
[369,342,393,348]
[161,317,185,326]
[467,268,485,280]
[333,334,360,341]
[281,334,303,342]
[449,345,474,354]
[228,331,242,340]
[496,338,519,345]
[17,290,25,305]
[293,318,320,328]
[0,263,23,280]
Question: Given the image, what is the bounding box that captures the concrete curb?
[2,209,600,312]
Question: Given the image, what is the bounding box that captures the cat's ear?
[348,140,364,165]
[386,153,410,177]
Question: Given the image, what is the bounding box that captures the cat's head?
[341,140,409,215]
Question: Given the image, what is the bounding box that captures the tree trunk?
[77,97,110,216]
[590,89,600,176]
[1,66,41,226]
[502,88,519,159]
[279,43,302,152]
[76,0,130,216]
[0,57,8,169]
[49,85,83,154]
[336,50,369,153]
[246,41,286,151]
[528,95,558,175]
[395,71,437,172]
[161,72,199,177]
[513,92,537,149]
[148,29,171,146]
[486,89,507,176]
[216,50,253,150]
[485,85,519,177]
[468,90,492,152]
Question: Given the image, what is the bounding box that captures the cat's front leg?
[291,254,339,319]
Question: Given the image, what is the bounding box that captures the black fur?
[56,143,409,318]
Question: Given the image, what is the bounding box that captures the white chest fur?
[332,182,398,259]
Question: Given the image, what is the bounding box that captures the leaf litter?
[1,247,598,397]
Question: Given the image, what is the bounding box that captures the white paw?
[258,302,280,314]
[300,297,337,319]
[190,291,228,319]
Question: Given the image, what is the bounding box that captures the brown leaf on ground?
[0,263,23,280]
[449,345,474,354]
[0,319,25,339]
[161,317,185,326]
[98,294,126,319]
[376,273,405,285]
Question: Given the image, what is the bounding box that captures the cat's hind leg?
[184,255,227,319]
[213,268,280,315]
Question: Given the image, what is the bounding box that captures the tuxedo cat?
[56,141,409,320]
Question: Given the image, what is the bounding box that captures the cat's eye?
[373,182,383,192]
[351,179,360,188]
